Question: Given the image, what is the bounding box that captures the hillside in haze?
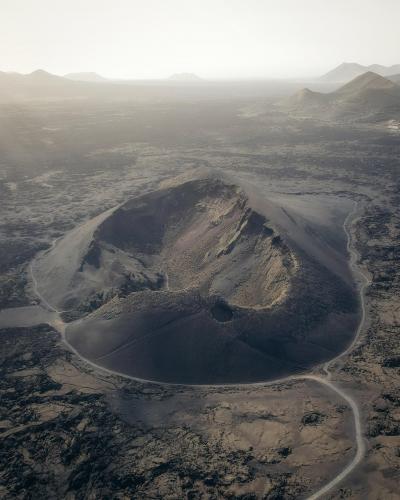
[64,72,107,82]
[0,68,308,102]
[0,69,67,86]
[0,69,80,100]
[283,71,400,121]
[168,73,203,81]
[321,62,400,82]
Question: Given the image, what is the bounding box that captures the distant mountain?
[64,72,107,82]
[0,68,210,102]
[168,73,202,82]
[367,64,389,75]
[380,64,400,75]
[321,62,400,82]
[25,70,75,89]
[320,63,368,83]
[28,69,64,81]
[0,69,82,101]
[282,72,400,121]
[0,68,212,102]
[0,69,65,85]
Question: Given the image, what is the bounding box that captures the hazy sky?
[2,0,400,79]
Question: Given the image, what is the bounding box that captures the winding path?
[304,201,371,499]
[28,200,370,500]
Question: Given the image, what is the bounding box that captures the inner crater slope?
[34,175,360,383]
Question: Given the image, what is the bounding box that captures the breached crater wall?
[34,175,360,384]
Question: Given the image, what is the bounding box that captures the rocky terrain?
[0,85,399,497]
[0,325,355,499]
[330,188,400,498]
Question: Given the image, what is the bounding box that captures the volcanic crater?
[35,175,360,384]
